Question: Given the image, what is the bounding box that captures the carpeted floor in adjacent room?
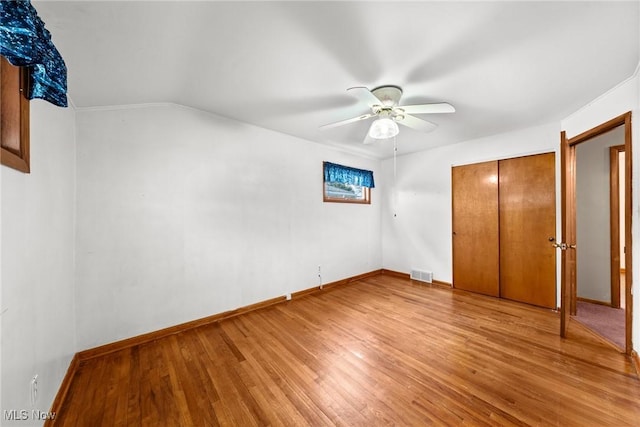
[574,300,625,349]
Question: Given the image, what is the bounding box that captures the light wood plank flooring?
[56,274,640,426]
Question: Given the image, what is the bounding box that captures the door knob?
[552,242,577,250]
[548,237,555,242]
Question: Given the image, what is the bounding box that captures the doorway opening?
[573,132,625,350]
[560,112,632,354]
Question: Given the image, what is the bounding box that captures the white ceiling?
[35,1,640,159]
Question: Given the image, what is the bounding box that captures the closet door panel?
[452,161,500,297]
[499,153,557,308]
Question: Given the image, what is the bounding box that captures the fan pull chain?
[393,136,398,217]
[393,136,397,179]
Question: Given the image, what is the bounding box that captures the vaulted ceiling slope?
[35,1,639,159]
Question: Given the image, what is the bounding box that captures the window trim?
[1,56,30,173]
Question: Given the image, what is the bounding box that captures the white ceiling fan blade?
[347,86,382,108]
[396,114,438,133]
[399,103,455,115]
[320,113,375,129]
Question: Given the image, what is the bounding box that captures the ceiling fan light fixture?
[369,117,399,139]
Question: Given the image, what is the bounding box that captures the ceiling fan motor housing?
[371,85,403,107]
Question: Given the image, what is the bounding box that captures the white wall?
[562,70,639,352]
[381,122,561,286]
[1,101,76,424]
[74,104,381,350]
[575,126,624,302]
[1,107,3,418]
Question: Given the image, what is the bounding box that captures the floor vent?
[410,269,433,283]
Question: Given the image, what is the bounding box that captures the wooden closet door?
[499,153,556,308]
[452,161,500,297]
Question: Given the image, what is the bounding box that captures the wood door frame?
[610,144,625,309]
[560,111,632,354]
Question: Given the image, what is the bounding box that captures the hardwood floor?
[55,274,640,426]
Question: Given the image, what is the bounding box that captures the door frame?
[560,111,632,354]
[610,144,625,309]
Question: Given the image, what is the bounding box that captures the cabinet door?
[499,153,556,308]
[452,161,500,297]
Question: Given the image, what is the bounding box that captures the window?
[323,161,374,204]
[0,56,30,173]
[324,181,371,203]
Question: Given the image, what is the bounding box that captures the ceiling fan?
[320,85,455,144]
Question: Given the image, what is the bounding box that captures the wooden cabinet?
[1,56,30,173]
[452,153,556,308]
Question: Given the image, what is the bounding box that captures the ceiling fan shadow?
[405,3,564,85]
[253,94,357,120]
[277,2,383,83]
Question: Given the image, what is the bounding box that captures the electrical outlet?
[30,375,38,406]
[318,265,321,275]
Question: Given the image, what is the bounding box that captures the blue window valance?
[0,0,68,107]
[324,162,375,188]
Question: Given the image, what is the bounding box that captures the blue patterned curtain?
[324,162,375,188]
[0,0,67,107]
